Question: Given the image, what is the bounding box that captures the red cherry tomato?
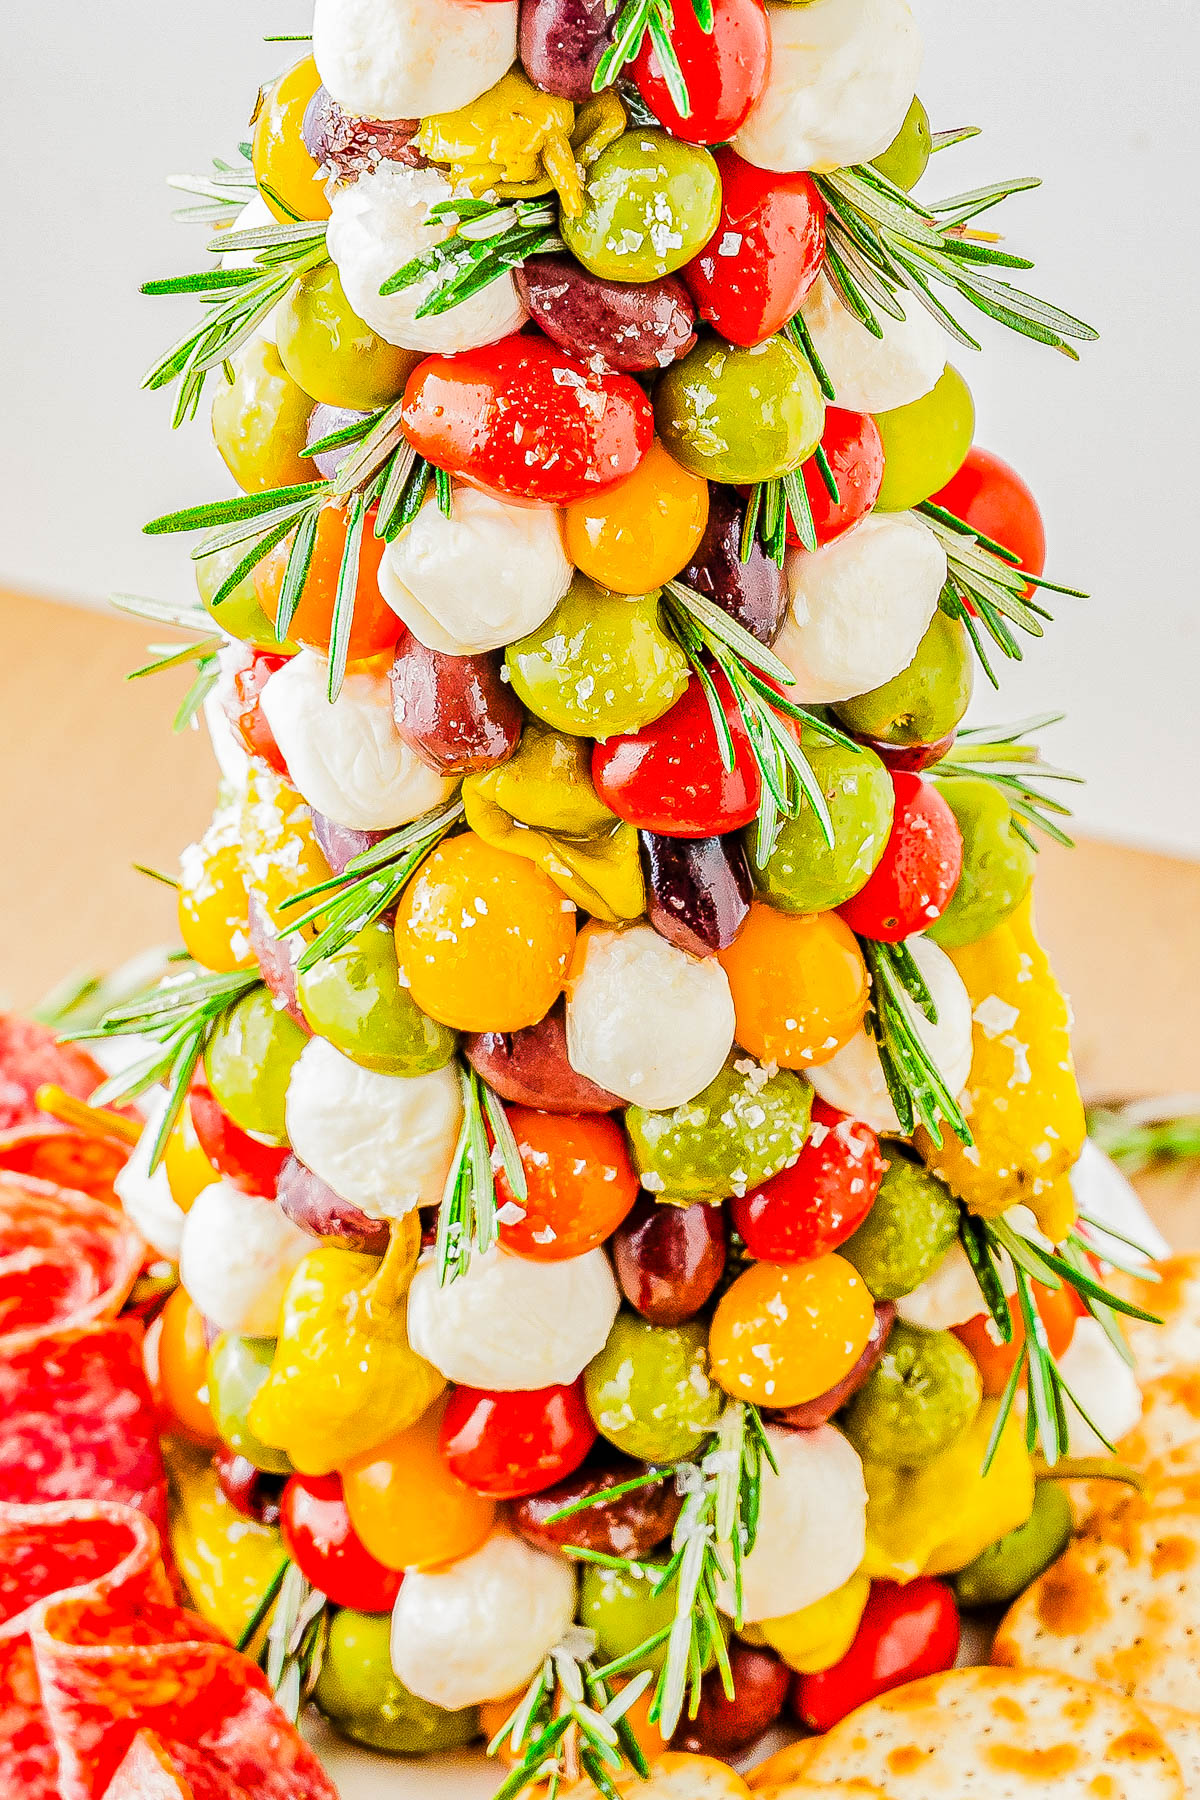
[793,1577,960,1732]
[222,650,290,776]
[731,1098,883,1264]
[837,772,963,943]
[633,0,770,146]
[439,1381,597,1500]
[280,1472,403,1612]
[496,1106,641,1261]
[954,1279,1078,1398]
[786,409,885,548]
[592,670,761,838]
[188,1081,289,1197]
[400,336,653,505]
[684,150,825,347]
[931,446,1046,586]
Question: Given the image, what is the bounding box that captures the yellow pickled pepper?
[753,1571,873,1674]
[418,70,582,212]
[165,1439,285,1644]
[246,1216,444,1476]
[916,893,1085,1243]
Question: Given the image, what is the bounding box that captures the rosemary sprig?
[165,145,256,225]
[379,196,563,319]
[489,1633,652,1800]
[437,1063,528,1287]
[1086,1098,1200,1176]
[858,937,972,1148]
[260,1562,330,1723]
[111,592,223,731]
[594,0,714,116]
[743,467,818,562]
[933,713,1081,849]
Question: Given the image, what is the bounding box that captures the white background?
[3,0,1198,854]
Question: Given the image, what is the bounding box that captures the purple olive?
[856,730,957,774]
[640,831,753,959]
[306,403,372,481]
[519,0,614,100]
[247,891,305,1026]
[389,638,523,775]
[513,1455,682,1559]
[515,255,697,374]
[674,1640,790,1758]
[214,1449,285,1526]
[302,85,425,178]
[464,998,621,1114]
[680,488,789,647]
[612,1193,726,1326]
[275,1154,392,1254]
[309,810,387,876]
[770,1302,896,1431]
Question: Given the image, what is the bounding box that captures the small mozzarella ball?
[775,512,947,705]
[391,1527,576,1708]
[259,650,456,831]
[799,274,947,414]
[179,1179,312,1336]
[379,486,571,654]
[314,0,516,119]
[222,194,277,272]
[203,679,251,786]
[809,937,972,1133]
[112,1098,186,1260]
[1058,1317,1143,1457]
[285,1037,462,1221]
[327,162,526,355]
[718,1424,866,1622]
[1070,1138,1170,1266]
[407,1243,619,1390]
[566,924,736,1111]
[734,0,923,175]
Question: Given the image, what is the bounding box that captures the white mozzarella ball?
[379,486,571,654]
[734,0,923,174]
[222,194,277,272]
[775,512,947,705]
[799,274,947,413]
[327,161,526,355]
[314,0,516,118]
[718,1425,867,1622]
[1058,1317,1143,1457]
[112,1098,186,1261]
[565,925,735,1111]
[809,937,973,1133]
[391,1527,576,1708]
[407,1244,619,1390]
[898,1240,1016,1332]
[179,1179,312,1336]
[259,650,456,831]
[285,1037,462,1221]
[1070,1138,1170,1267]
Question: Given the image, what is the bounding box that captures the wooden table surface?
[3,586,1198,1240]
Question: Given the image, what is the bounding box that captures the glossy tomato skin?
[400,336,653,505]
[592,671,761,838]
[633,0,770,146]
[685,151,825,347]
[837,773,963,943]
[188,1081,289,1197]
[223,651,290,775]
[931,445,1046,582]
[954,1280,1077,1397]
[439,1381,597,1499]
[281,1472,403,1612]
[731,1098,884,1264]
[793,1577,960,1732]
[787,409,885,548]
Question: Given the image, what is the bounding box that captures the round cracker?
[747,1742,819,1790]
[1141,1705,1200,1799]
[561,1752,752,1798]
[1111,1255,1200,1383]
[1120,1372,1200,1470]
[754,1784,891,1799]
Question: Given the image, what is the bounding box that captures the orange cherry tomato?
[717,904,869,1069]
[254,501,399,662]
[154,1287,220,1445]
[340,1395,496,1571]
[496,1107,640,1261]
[708,1254,876,1408]
[953,1280,1078,1397]
[251,56,330,223]
[563,441,709,594]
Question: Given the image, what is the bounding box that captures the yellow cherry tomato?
[564,442,710,594]
[251,56,329,223]
[239,765,332,932]
[178,817,254,973]
[757,1570,872,1674]
[708,1255,876,1408]
[340,1395,496,1571]
[717,903,869,1069]
[395,831,577,1033]
[163,1103,218,1214]
[154,1287,219,1445]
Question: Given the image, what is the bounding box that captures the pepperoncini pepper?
[916,893,1085,1244]
[418,70,582,214]
[165,1438,285,1644]
[246,1216,444,1476]
[753,1571,873,1674]
[463,721,646,924]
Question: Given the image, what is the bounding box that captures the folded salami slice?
[0,1014,134,1198]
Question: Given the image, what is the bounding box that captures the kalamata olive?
[855,730,957,775]
[513,1455,682,1559]
[389,638,523,775]
[464,997,622,1113]
[770,1301,896,1430]
[275,1153,392,1254]
[309,809,386,876]
[306,403,371,482]
[679,488,789,646]
[673,1640,790,1758]
[214,1448,285,1526]
[612,1193,727,1326]
[302,85,424,178]
[246,891,305,1026]
[519,0,614,101]
[640,831,752,958]
[515,254,697,375]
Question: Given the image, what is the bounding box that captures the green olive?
[210,333,314,494]
[314,1608,480,1754]
[953,1479,1073,1606]
[585,1312,722,1463]
[195,538,295,651]
[746,737,894,914]
[840,1149,959,1300]
[626,1056,813,1205]
[841,1321,983,1468]
[833,613,974,749]
[928,777,1036,950]
[276,263,422,409]
[871,96,932,191]
[296,920,458,1074]
[873,366,975,512]
[208,1334,293,1475]
[654,334,825,486]
[505,576,689,738]
[204,986,308,1144]
[561,130,722,283]
[582,1562,675,1676]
